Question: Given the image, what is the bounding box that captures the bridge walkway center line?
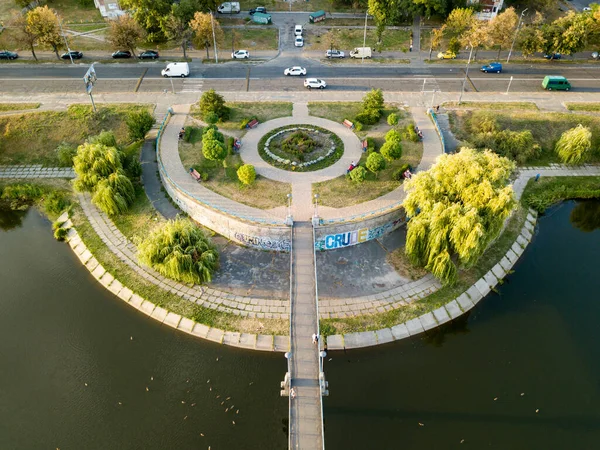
[289,222,324,450]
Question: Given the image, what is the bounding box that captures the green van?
[542,76,571,91]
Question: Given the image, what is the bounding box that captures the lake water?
[0,200,599,449]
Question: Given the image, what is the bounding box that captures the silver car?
[326,50,345,58]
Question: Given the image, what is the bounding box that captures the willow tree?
[73,143,123,192]
[555,125,592,165]
[403,148,516,285]
[91,172,135,216]
[138,218,219,284]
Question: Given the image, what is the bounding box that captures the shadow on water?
[570,199,600,232]
[0,206,26,231]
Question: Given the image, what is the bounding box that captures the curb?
[57,211,290,353]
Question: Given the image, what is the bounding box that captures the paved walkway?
[289,222,324,450]
[0,165,74,179]
[140,135,179,220]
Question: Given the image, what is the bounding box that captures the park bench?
[362,140,368,152]
[246,119,259,129]
[342,119,354,129]
[189,168,202,183]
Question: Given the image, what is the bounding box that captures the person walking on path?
[290,387,297,399]
[312,333,319,345]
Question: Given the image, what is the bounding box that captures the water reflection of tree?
[570,200,600,233]
[0,207,26,231]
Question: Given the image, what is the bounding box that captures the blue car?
[481,62,502,73]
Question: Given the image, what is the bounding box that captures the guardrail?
[155,109,285,226]
[287,223,293,450]
[319,200,404,225]
[312,225,326,450]
[427,108,447,154]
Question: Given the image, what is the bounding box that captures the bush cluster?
[198,89,230,122]
[126,110,155,141]
[402,123,419,143]
[201,125,226,161]
[354,89,384,125]
[281,131,318,159]
[381,129,403,162]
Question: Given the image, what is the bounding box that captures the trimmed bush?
[54,227,68,241]
[354,121,363,132]
[202,125,224,143]
[202,139,226,161]
[402,124,419,143]
[355,108,381,125]
[381,140,403,161]
[204,111,219,125]
[237,164,256,185]
[386,129,402,143]
[362,88,384,112]
[126,110,155,141]
[387,113,399,126]
[138,218,219,284]
[349,165,367,183]
[198,89,230,121]
[366,152,386,176]
[56,142,77,167]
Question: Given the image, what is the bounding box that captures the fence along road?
[288,221,325,449]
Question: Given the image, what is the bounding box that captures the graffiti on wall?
[315,217,404,250]
[234,232,291,252]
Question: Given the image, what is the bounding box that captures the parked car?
[284,66,306,76]
[138,50,159,60]
[161,62,190,78]
[232,50,249,59]
[593,51,599,60]
[249,6,267,15]
[437,50,456,59]
[349,47,372,59]
[295,25,303,36]
[326,49,345,58]
[0,50,18,60]
[480,62,502,73]
[544,53,561,60]
[112,50,132,59]
[61,50,83,60]
[295,36,304,47]
[304,78,326,89]
[583,6,592,12]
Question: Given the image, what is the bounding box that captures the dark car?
[61,50,83,60]
[0,50,18,60]
[544,53,562,60]
[249,6,267,15]
[112,50,132,59]
[138,50,159,60]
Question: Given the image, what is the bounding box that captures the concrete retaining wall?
[314,207,406,251]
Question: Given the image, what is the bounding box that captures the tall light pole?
[507,8,528,63]
[458,43,474,105]
[362,11,368,64]
[56,12,73,64]
[210,10,218,63]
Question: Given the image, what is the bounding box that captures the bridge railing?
[312,225,326,450]
[287,223,294,450]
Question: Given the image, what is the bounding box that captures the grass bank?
[179,125,291,209]
[191,102,292,131]
[222,28,279,51]
[565,103,600,112]
[521,176,600,213]
[306,28,411,52]
[320,205,528,335]
[443,101,539,111]
[0,103,41,112]
[0,103,153,166]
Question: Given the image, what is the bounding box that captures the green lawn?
[312,107,423,207]
[179,126,291,209]
[565,103,600,112]
[306,28,411,52]
[449,110,600,166]
[0,103,41,111]
[222,27,279,51]
[192,102,293,130]
[308,102,363,124]
[444,101,539,111]
[0,103,153,166]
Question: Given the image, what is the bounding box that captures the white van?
[349,47,372,59]
[294,25,303,36]
[217,2,240,13]
[161,62,190,78]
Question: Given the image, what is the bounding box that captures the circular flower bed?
[258,125,344,172]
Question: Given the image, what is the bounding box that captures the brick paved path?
[0,165,74,179]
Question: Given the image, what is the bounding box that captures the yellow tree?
[107,15,146,57]
[487,7,519,59]
[190,12,224,60]
[403,148,516,285]
[461,20,489,61]
[26,6,63,60]
[12,14,39,61]
[428,27,445,60]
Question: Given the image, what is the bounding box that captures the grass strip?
[565,103,600,112]
[0,103,41,111]
[521,176,600,214]
[443,101,539,111]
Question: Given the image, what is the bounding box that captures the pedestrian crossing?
[181,78,204,93]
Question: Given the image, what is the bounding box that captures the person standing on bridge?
[312,333,319,345]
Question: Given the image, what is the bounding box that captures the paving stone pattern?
[74,194,290,351]
[0,165,74,179]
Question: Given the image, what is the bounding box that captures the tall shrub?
[126,110,155,141]
[555,124,592,165]
[237,164,256,185]
[198,89,229,121]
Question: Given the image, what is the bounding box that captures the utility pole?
[56,12,73,64]
[458,44,474,105]
[507,8,528,63]
[210,10,218,63]
[362,11,368,64]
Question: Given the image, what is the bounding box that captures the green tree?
[91,171,135,216]
[380,140,402,161]
[362,88,384,112]
[555,124,592,165]
[237,164,256,185]
[138,218,219,284]
[26,6,62,59]
[120,0,172,42]
[13,14,39,61]
[519,25,546,58]
[487,7,519,59]
[551,11,593,56]
[202,139,226,162]
[404,148,516,285]
[162,0,202,58]
[366,152,386,176]
[198,89,229,120]
[107,15,145,57]
[190,11,224,59]
[73,142,123,192]
[387,112,399,126]
[429,27,445,60]
[349,165,367,182]
[126,110,155,140]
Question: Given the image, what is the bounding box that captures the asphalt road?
[1,59,600,93]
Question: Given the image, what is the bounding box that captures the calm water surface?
[1,201,599,450]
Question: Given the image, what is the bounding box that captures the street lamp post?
[458,44,474,105]
[312,194,320,226]
[56,12,73,64]
[210,10,218,63]
[507,8,528,63]
[285,193,293,226]
[362,11,368,64]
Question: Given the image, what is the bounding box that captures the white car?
[304,78,326,89]
[294,25,303,36]
[326,49,345,58]
[295,36,304,47]
[231,50,249,59]
[583,6,592,12]
[284,66,307,76]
